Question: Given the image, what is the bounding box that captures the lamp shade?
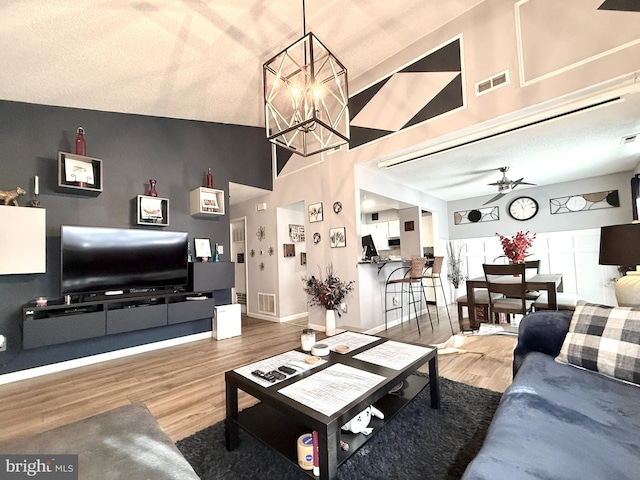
[264,32,349,157]
[599,223,640,266]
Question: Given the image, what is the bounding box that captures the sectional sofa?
[462,303,640,479]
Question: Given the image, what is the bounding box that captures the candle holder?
[30,194,41,207]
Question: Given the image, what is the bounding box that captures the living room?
[1,1,640,478]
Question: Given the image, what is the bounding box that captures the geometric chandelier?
[263,2,349,157]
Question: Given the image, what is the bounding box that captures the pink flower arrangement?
[496,231,536,263]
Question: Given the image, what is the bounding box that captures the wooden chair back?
[482,263,528,312]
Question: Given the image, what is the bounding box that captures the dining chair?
[483,263,534,323]
[422,256,454,335]
[456,290,504,331]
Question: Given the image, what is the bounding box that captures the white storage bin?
[213,304,241,340]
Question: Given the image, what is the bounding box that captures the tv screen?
[61,225,189,296]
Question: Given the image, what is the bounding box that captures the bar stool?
[422,256,454,335]
[384,257,428,334]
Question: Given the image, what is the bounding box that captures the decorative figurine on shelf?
[75,127,86,156]
[206,168,213,188]
[148,179,158,197]
[0,186,26,206]
[214,243,220,262]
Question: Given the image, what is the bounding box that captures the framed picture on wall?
[283,243,296,257]
[309,203,323,223]
[330,227,346,248]
[57,152,103,193]
[136,195,169,226]
[194,238,212,259]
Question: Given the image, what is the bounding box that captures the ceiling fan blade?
[511,178,536,189]
[482,192,506,205]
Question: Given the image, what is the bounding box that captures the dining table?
[465,273,564,328]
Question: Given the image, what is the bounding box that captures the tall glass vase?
[325,309,336,336]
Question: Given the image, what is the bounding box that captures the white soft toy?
[341,405,384,435]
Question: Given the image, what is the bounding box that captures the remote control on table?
[269,370,286,381]
[278,365,296,375]
[251,369,276,383]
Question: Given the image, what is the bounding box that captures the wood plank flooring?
[0,307,516,444]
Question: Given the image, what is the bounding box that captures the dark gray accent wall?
[0,100,272,373]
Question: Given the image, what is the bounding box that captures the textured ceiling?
[0,0,483,127]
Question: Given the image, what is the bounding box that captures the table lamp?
[599,223,640,307]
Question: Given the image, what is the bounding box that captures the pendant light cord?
[302,0,306,35]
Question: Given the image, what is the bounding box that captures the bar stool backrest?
[409,257,426,279]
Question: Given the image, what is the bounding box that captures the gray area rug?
[176,377,502,480]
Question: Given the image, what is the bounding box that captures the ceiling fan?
[482,166,535,205]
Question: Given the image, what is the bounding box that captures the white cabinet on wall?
[0,206,46,274]
[388,220,400,238]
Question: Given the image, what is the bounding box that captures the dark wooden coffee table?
[225,333,439,480]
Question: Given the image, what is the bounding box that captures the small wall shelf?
[58,152,103,194]
[136,195,169,226]
[190,187,225,217]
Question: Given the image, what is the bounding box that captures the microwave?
[388,238,401,247]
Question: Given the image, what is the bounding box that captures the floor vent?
[475,70,509,96]
[258,293,276,314]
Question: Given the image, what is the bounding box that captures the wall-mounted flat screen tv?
[61,225,189,297]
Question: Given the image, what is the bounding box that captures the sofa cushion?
[555,301,640,384]
[463,352,640,480]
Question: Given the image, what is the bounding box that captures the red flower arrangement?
[496,231,536,263]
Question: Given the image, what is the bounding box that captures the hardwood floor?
[0,307,516,445]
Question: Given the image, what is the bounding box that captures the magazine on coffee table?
[320,331,380,353]
[353,341,435,370]
[278,363,386,416]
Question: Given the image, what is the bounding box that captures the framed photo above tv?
[57,152,103,194]
[137,195,169,226]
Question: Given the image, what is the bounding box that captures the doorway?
[230,217,247,314]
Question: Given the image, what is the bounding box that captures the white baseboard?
[0,331,212,386]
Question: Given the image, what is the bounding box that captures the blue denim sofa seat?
[462,310,640,480]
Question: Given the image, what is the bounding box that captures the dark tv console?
[22,261,234,349]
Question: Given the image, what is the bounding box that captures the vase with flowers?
[496,231,536,263]
[302,264,354,335]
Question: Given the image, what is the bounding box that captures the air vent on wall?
[258,293,276,314]
[621,134,638,145]
[475,70,509,96]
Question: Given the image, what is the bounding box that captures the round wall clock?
[508,196,539,221]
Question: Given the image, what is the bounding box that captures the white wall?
[276,203,307,320]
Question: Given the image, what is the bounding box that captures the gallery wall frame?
[330,227,346,248]
[57,152,103,193]
[454,206,499,225]
[549,190,619,214]
[136,195,169,226]
[309,202,323,223]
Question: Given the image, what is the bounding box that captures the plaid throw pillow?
[556,301,640,384]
